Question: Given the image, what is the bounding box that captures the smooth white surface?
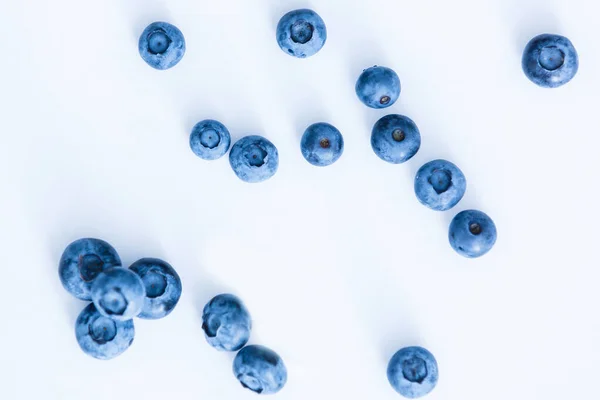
[1,0,600,399]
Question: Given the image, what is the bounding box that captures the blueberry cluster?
[59,238,182,360]
[202,294,287,395]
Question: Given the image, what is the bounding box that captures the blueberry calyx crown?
[380,95,391,105]
[290,20,314,44]
[147,29,172,55]
[238,373,264,394]
[319,138,331,148]
[246,145,268,167]
[88,316,117,344]
[469,222,482,235]
[539,46,565,71]
[392,129,405,142]
[79,254,105,282]
[402,357,428,384]
[429,169,452,194]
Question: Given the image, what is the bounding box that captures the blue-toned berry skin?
[449,210,497,258]
[59,238,122,301]
[276,9,327,58]
[387,346,439,399]
[129,258,182,320]
[414,159,466,211]
[189,119,231,160]
[355,66,401,109]
[300,122,344,167]
[229,135,279,183]
[91,268,146,321]
[138,22,186,70]
[233,345,287,395]
[202,293,251,351]
[371,114,421,164]
[75,303,135,360]
[522,34,578,88]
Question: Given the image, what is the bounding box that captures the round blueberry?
[229,135,279,183]
[138,22,186,70]
[276,9,327,58]
[371,114,421,164]
[233,345,287,395]
[59,238,122,301]
[522,33,578,88]
[202,293,251,351]
[387,346,439,398]
[129,258,182,319]
[75,303,135,360]
[449,209,497,258]
[91,267,146,321]
[300,122,344,167]
[189,119,231,160]
[355,66,401,109]
[414,159,466,211]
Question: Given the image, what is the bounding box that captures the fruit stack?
[59,238,182,360]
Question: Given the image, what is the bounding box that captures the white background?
[1,0,599,399]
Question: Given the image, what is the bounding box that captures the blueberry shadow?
[343,259,422,363]
[192,267,236,327]
[119,0,172,40]
[497,0,561,56]
[292,103,332,141]
[226,116,266,143]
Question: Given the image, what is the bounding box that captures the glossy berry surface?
[233,345,287,395]
[449,209,497,258]
[91,267,146,321]
[129,258,182,319]
[387,346,439,398]
[276,9,327,58]
[229,135,279,183]
[202,293,251,351]
[138,21,186,70]
[75,303,135,360]
[59,238,122,301]
[300,122,344,167]
[189,119,231,160]
[355,66,401,109]
[371,114,421,164]
[414,159,466,211]
[522,34,578,88]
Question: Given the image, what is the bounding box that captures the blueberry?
[300,122,344,167]
[387,346,439,398]
[414,159,466,211]
[75,303,135,360]
[58,238,122,301]
[355,66,401,109]
[371,114,421,164]
[189,119,231,160]
[91,267,146,321]
[229,135,279,183]
[276,9,327,58]
[138,22,186,70]
[202,293,251,351]
[233,345,287,395]
[522,34,578,88]
[129,258,182,319]
[449,209,497,258]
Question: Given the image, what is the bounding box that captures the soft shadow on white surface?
[497,0,561,54]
